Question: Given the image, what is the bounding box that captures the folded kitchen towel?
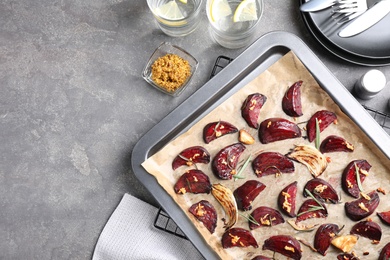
[92,193,204,260]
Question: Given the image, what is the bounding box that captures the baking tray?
[153,56,390,240]
[131,31,390,259]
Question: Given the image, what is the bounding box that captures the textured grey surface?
[0,0,389,259]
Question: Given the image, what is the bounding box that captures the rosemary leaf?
[178,154,190,161]
[297,206,324,216]
[308,205,324,210]
[354,162,364,192]
[239,213,260,226]
[315,118,320,150]
[233,155,251,180]
[304,189,324,209]
[186,178,193,193]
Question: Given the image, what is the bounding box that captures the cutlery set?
[300,0,390,37]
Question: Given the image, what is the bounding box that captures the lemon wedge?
[178,0,187,3]
[233,0,258,22]
[155,0,185,20]
[209,0,232,23]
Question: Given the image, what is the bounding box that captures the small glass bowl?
[142,42,198,97]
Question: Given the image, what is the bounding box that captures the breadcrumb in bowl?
[142,42,198,97]
[151,54,191,92]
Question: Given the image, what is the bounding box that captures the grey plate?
[131,31,390,259]
[300,0,390,66]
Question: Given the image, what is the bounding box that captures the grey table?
[1,0,389,259]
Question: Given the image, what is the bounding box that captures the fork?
[331,0,368,23]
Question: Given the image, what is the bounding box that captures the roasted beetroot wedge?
[337,253,360,260]
[189,200,217,234]
[345,190,380,221]
[296,199,328,223]
[350,219,382,242]
[314,223,343,256]
[282,80,303,117]
[252,152,295,178]
[241,93,267,129]
[203,121,238,144]
[341,159,372,198]
[377,210,390,226]
[222,227,258,249]
[249,206,285,230]
[320,135,354,153]
[379,242,390,259]
[278,181,298,217]
[303,178,340,204]
[234,180,266,211]
[306,110,337,142]
[212,143,246,180]
[262,235,302,260]
[174,169,211,194]
[258,118,302,144]
[172,146,210,170]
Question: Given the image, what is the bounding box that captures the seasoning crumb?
[151,53,191,93]
[377,187,386,195]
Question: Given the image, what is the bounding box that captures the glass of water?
[206,0,263,49]
[147,0,203,37]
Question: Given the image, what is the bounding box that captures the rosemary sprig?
[297,205,324,216]
[233,155,251,181]
[354,162,364,192]
[186,178,193,193]
[297,189,325,216]
[305,188,324,209]
[239,212,260,226]
[315,118,321,150]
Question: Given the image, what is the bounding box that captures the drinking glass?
[206,0,263,49]
[147,0,203,37]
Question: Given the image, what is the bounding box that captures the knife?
[300,0,335,12]
[339,0,390,37]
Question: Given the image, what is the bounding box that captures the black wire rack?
[153,207,188,239]
[363,105,390,134]
[153,55,390,239]
[209,55,234,79]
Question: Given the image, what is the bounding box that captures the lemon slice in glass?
[210,0,232,23]
[233,0,258,22]
[155,0,185,20]
[179,0,187,3]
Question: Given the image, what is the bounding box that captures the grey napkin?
[92,193,203,260]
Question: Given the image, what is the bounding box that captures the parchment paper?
[142,51,390,260]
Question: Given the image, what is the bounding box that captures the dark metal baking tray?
[131,31,390,259]
[153,56,390,240]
